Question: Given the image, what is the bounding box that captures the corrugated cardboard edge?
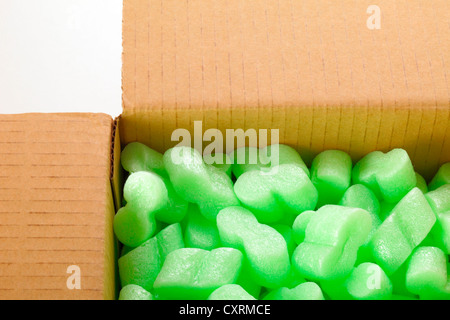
[111,117,123,211]
[119,105,450,181]
[110,117,123,299]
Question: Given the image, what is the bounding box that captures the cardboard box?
[1,0,449,299]
[120,0,450,180]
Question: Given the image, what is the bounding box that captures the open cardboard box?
[0,0,449,299]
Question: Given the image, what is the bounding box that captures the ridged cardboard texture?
[0,113,117,300]
[121,0,450,179]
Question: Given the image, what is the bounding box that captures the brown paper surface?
[0,113,117,300]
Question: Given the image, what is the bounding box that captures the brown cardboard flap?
[121,0,450,180]
[0,113,116,300]
[122,0,449,111]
